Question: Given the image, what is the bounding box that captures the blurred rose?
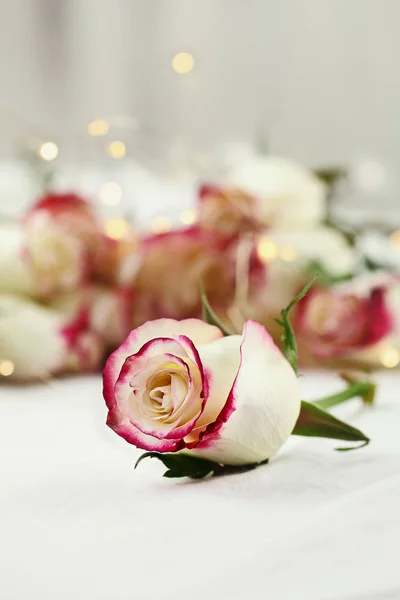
[0,223,35,295]
[227,155,327,229]
[93,232,139,287]
[0,294,104,381]
[126,227,237,326]
[197,184,263,237]
[246,227,355,326]
[50,284,134,350]
[23,192,100,296]
[294,283,393,361]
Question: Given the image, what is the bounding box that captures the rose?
[0,223,35,295]
[23,192,101,296]
[0,294,104,381]
[294,281,394,361]
[51,285,134,350]
[126,227,237,326]
[93,233,139,287]
[227,155,327,229]
[103,318,300,465]
[198,184,263,237]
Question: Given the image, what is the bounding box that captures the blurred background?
[2,0,400,382]
[1,0,400,222]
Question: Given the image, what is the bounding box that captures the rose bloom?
[50,284,135,350]
[93,233,139,287]
[126,227,237,327]
[197,184,263,237]
[103,318,300,465]
[294,282,394,360]
[24,192,100,296]
[227,155,327,229]
[0,295,104,381]
[0,223,36,296]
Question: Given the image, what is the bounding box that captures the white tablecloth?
[1,372,399,600]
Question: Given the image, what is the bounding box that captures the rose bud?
[227,155,327,229]
[0,295,104,381]
[49,285,135,350]
[103,318,300,465]
[93,232,139,287]
[23,192,101,296]
[126,227,237,326]
[0,223,35,295]
[198,184,263,237]
[294,279,394,362]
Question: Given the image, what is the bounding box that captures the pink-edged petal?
[184,335,242,444]
[107,408,182,452]
[103,319,221,408]
[105,335,206,447]
[192,320,300,465]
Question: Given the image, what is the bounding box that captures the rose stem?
[312,380,376,411]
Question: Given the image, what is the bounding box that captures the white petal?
[193,320,300,465]
[0,295,66,380]
[0,224,35,295]
[188,335,242,437]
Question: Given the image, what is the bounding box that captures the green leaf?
[293,400,370,451]
[200,282,233,336]
[135,452,268,479]
[314,166,347,190]
[276,277,317,374]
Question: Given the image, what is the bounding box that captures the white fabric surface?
[0,371,399,600]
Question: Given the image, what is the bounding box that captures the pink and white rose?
[103,318,300,465]
[198,184,263,237]
[294,279,394,361]
[227,155,327,229]
[0,294,104,381]
[49,284,134,350]
[23,192,100,296]
[127,227,237,326]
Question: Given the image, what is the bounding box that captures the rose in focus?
[103,318,300,465]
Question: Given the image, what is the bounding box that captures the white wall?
[1,0,400,209]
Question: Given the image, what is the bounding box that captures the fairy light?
[38,142,58,161]
[257,236,278,263]
[88,119,109,136]
[0,360,15,377]
[380,348,400,369]
[151,216,172,234]
[104,218,130,240]
[172,52,194,74]
[106,141,126,159]
[279,245,298,262]
[179,209,196,225]
[99,182,123,206]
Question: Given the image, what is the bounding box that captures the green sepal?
[293,400,370,451]
[135,452,269,479]
[200,282,233,336]
[275,277,317,374]
[307,261,353,288]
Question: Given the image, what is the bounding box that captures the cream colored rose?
[227,155,327,229]
[104,318,300,465]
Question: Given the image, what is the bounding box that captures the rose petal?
[103,318,222,408]
[193,320,301,465]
